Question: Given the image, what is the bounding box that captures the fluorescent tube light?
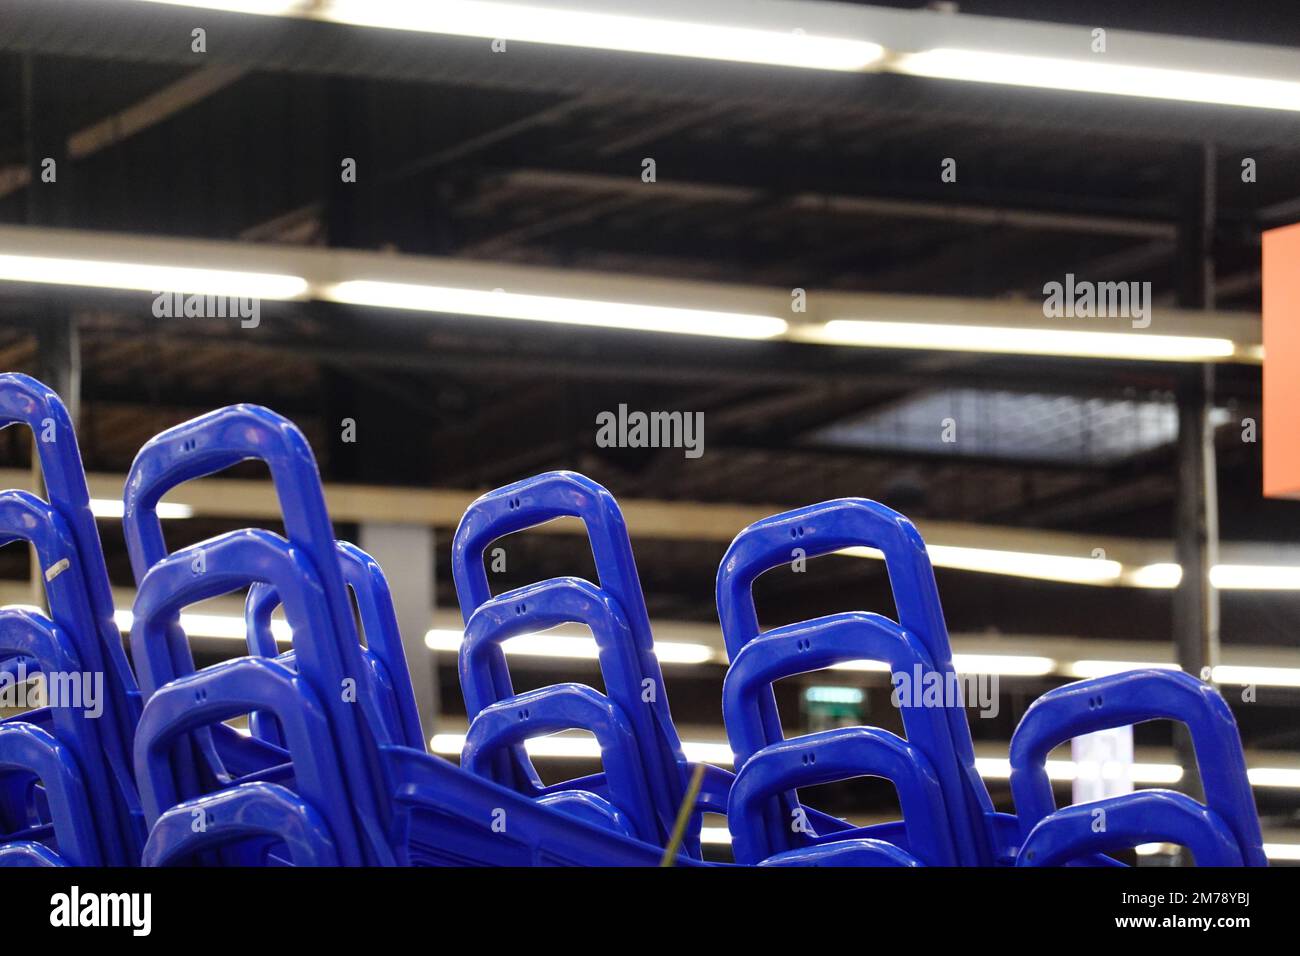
[1125,563,1183,589]
[1264,843,1300,861]
[325,281,787,340]
[952,654,1056,676]
[424,628,714,664]
[132,0,303,12]
[895,49,1300,113]
[1128,563,1300,591]
[0,253,308,300]
[1068,660,1179,679]
[89,499,192,519]
[843,543,1123,586]
[975,757,1182,785]
[1211,665,1300,689]
[429,732,735,765]
[835,654,1054,676]
[325,1,885,72]
[700,826,732,845]
[802,319,1237,362]
[1247,768,1300,789]
[430,732,1300,794]
[1210,564,1300,590]
[113,609,291,641]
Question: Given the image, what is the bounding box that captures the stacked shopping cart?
[0,373,1267,866]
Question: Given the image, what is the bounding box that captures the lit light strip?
[1128,563,1300,591]
[324,281,788,340]
[135,1,886,73]
[799,319,1238,363]
[0,234,1257,361]
[976,757,1184,785]
[0,253,308,300]
[1247,768,1300,789]
[667,830,1300,858]
[429,732,735,765]
[894,49,1300,114]
[851,545,1300,593]
[953,654,1057,676]
[89,498,193,519]
[94,615,1300,688]
[700,826,732,845]
[113,608,292,642]
[843,543,1123,586]
[425,628,714,664]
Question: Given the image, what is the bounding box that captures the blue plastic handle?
[133,655,361,865]
[717,499,950,667]
[0,608,137,865]
[122,405,393,859]
[1016,790,1244,867]
[0,841,66,866]
[244,541,424,751]
[0,722,100,865]
[0,494,142,863]
[721,611,983,863]
[1010,669,1265,866]
[760,839,923,867]
[462,682,659,843]
[460,577,655,795]
[717,499,995,864]
[129,528,397,863]
[0,375,140,736]
[142,781,340,867]
[536,790,634,837]
[452,472,692,847]
[728,725,958,866]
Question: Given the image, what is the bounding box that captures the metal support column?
[23,54,79,606]
[1172,143,1220,828]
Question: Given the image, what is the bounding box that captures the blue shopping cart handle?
[460,576,648,792]
[452,472,646,628]
[462,682,660,844]
[133,655,362,866]
[536,790,635,838]
[1016,790,1244,867]
[728,725,958,866]
[723,611,944,766]
[143,781,340,867]
[721,611,987,863]
[1009,669,1265,866]
[759,838,923,867]
[0,609,134,865]
[0,841,67,866]
[716,499,950,669]
[245,540,424,751]
[0,722,100,866]
[124,405,337,583]
[0,376,128,671]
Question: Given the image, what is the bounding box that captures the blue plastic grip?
[143,782,339,867]
[1009,669,1265,866]
[1016,790,1244,867]
[728,726,958,866]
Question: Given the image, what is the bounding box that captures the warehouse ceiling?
[0,0,1297,743]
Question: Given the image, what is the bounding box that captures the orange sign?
[1264,221,1300,498]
